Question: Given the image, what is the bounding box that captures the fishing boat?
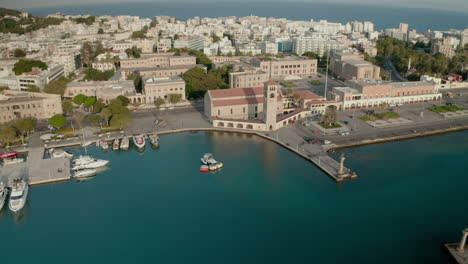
[200,165,209,172]
[0,182,7,211]
[149,134,160,147]
[0,151,17,159]
[112,139,120,151]
[132,135,145,149]
[3,158,25,166]
[8,178,29,213]
[74,169,97,179]
[100,139,109,150]
[51,149,73,159]
[72,159,109,170]
[120,137,129,150]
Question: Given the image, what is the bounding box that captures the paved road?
[110,69,122,81]
[383,57,407,82]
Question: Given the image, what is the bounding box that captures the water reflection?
[12,201,29,225]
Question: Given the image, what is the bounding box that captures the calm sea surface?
[0,131,467,263]
[23,2,468,32]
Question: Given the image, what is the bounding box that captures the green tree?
[131,30,146,39]
[212,35,221,42]
[155,97,165,109]
[49,114,66,129]
[14,48,26,57]
[0,126,16,145]
[100,107,112,125]
[13,59,47,75]
[62,100,73,114]
[83,68,114,81]
[87,114,101,124]
[73,94,87,105]
[26,84,40,92]
[13,118,35,136]
[43,76,71,95]
[0,86,9,92]
[168,94,182,104]
[110,113,132,128]
[302,51,319,59]
[116,95,130,106]
[93,99,105,113]
[321,106,338,127]
[83,96,97,109]
[97,28,104,34]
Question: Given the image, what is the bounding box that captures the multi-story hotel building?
[329,51,381,81]
[0,90,63,124]
[250,56,317,80]
[120,53,196,70]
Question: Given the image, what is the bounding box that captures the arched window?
[270,93,275,98]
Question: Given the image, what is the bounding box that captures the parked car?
[396,103,403,106]
[389,104,397,107]
[304,137,315,144]
[343,121,349,125]
[338,130,350,136]
[324,140,332,145]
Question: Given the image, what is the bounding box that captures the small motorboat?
[200,165,209,172]
[100,139,109,150]
[112,139,120,151]
[149,134,160,147]
[0,151,17,159]
[51,149,73,159]
[3,158,25,166]
[120,137,130,150]
[8,178,29,213]
[0,182,7,211]
[132,135,145,149]
[216,162,223,169]
[209,164,218,171]
[74,169,97,179]
[200,153,213,165]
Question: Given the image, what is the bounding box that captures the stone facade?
[143,76,186,104]
[330,51,380,81]
[229,69,269,88]
[0,90,63,124]
[250,56,317,80]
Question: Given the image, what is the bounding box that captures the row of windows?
[217,106,259,116]
[147,87,184,93]
[0,103,52,111]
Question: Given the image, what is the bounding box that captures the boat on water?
[113,139,120,151]
[100,139,109,150]
[200,165,209,172]
[132,135,146,149]
[0,151,17,159]
[0,182,7,211]
[74,169,97,179]
[201,153,214,165]
[72,159,109,170]
[73,155,94,165]
[209,164,218,171]
[148,134,160,147]
[3,157,25,166]
[51,149,73,159]
[8,178,29,213]
[120,137,129,150]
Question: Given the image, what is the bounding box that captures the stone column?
[458,228,468,252]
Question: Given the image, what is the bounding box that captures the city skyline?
[2,0,468,13]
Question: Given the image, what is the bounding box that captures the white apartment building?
[261,42,278,55]
[292,36,344,56]
[173,36,204,50]
[157,38,172,53]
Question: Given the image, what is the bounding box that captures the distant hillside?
[0,7,22,17]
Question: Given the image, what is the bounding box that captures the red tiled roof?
[208,87,263,99]
[293,90,323,100]
[213,97,263,107]
[264,80,279,86]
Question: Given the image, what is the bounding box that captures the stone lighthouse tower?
[263,80,279,131]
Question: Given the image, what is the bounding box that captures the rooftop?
[209,87,263,99]
[144,76,185,84]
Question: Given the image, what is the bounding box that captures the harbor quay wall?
[331,124,468,150]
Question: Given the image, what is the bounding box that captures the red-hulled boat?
[0,151,17,159]
[200,165,209,172]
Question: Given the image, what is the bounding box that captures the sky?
[2,0,468,13]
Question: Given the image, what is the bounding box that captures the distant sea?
[22,2,468,33]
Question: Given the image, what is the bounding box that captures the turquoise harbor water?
[1,131,468,263]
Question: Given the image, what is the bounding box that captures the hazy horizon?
[2,0,468,14]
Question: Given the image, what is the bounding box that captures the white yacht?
[100,139,109,150]
[51,149,73,159]
[3,157,25,166]
[74,169,97,179]
[201,153,217,165]
[8,178,29,213]
[120,137,130,150]
[72,159,109,170]
[0,182,7,211]
[132,135,145,149]
[73,155,94,166]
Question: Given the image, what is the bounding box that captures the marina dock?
[446,228,468,264]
